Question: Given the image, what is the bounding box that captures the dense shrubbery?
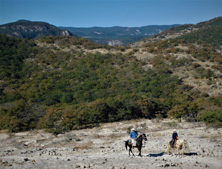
[209,96,222,107]
[0,34,180,132]
[0,32,221,133]
[0,34,36,79]
[201,110,222,127]
[180,25,222,47]
[0,99,45,132]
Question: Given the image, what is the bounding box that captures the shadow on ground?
[184,152,198,156]
[147,152,164,157]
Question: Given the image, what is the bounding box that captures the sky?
[0,0,221,27]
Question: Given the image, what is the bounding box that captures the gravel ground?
[0,119,221,169]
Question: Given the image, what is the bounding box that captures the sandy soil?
[0,119,221,169]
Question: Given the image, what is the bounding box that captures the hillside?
[0,17,222,134]
[132,17,222,47]
[130,17,222,97]
[60,25,179,45]
[0,20,73,39]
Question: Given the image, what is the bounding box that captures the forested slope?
[0,17,221,133]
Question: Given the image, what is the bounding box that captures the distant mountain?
[60,25,179,45]
[133,17,222,48]
[0,20,73,39]
[0,20,179,45]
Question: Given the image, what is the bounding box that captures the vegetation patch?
[200,110,222,127]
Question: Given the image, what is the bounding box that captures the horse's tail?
[125,141,128,150]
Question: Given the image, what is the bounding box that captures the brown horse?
[165,139,190,157]
[125,133,147,156]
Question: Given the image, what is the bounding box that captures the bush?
[0,99,45,132]
[168,102,199,122]
[201,110,222,127]
[209,96,222,107]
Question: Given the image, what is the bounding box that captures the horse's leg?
[177,148,180,157]
[165,143,171,154]
[129,146,134,156]
[130,149,135,156]
[125,141,128,150]
[137,146,142,156]
[186,143,190,153]
[172,146,175,155]
[131,147,135,156]
[129,145,131,156]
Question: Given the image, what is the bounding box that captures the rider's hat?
[173,129,176,132]
[131,128,135,131]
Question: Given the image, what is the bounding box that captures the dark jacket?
[172,132,178,140]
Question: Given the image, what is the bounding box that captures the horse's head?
[142,133,148,141]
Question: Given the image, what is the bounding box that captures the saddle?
[170,140,175,148]
[130,139,137,147]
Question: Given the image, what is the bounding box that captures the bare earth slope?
[0,119,221,169]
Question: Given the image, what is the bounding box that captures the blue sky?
[0,0,221,27]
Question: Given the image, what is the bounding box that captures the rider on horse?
[171,129,178,146]
[130,128,138,146]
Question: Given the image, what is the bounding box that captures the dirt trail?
[0,119,221,169]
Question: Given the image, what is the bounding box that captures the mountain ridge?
[132,16,222,48]
[0,20,179,45]
[60,24,180,45]
[0,20,73,39]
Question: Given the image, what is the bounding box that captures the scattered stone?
[0,120,221,169]
[164,163,170,167]
[157,164,164,167]
[24,158,29,162]
[171,163,176,167]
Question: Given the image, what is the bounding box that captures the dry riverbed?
[0,119,221,169]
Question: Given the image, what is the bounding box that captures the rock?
[164,163,170,167]
[171,163,176,166]
[24,158,29,162]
